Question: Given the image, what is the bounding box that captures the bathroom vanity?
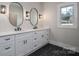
[0,28,49,56]
[0,2,49,56]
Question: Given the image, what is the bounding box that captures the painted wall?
[0,2,44,33]
[0,2,79,49]
[43,2,79,48]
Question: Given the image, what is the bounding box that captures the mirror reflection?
[30,8,38,29]
[9,2,23,31]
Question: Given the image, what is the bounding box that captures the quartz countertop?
[0,27,49,37]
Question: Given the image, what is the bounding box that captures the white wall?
[43,2,79,48]
[0,2,44,33]
[1,2,79,50]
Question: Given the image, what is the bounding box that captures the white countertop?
[0,27,49,37]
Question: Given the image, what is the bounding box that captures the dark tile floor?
[29,43,79,56]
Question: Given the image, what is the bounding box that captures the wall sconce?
[39,14,42,19]
[26,11,30,21]
[26,11,30,17]
[0,5,6,14]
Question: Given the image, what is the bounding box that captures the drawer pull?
[5,38,10,41]
[5,47,11,50]
[34,45,37,47]
[41,35,44,37]
[34,38,37,40]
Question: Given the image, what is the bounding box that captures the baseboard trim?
[49,40,79,53]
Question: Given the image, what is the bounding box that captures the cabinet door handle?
[23,40,27,44]
[24,40,26,44]
[5,38,10,41]
[5,47,11,50]
[25,40,27,44]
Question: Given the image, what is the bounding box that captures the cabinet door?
[15,33,34,56]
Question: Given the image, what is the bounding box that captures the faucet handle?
[15,27,21,31]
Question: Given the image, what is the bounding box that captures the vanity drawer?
[0,50,15,56]
[15,32,35,39]
[32,37,39,43]
[31,40,43,50]
[0,35,14,44]
[0,43,15,56]
[31,42,39,50]
[33,30,49,42]
[34,30,49,37]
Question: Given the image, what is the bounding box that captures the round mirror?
[30,8,38,29]
[9,2,23,31]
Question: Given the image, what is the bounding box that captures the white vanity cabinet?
[15,29,49,56]
[0,28,49,56]
[0,35,15,56]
